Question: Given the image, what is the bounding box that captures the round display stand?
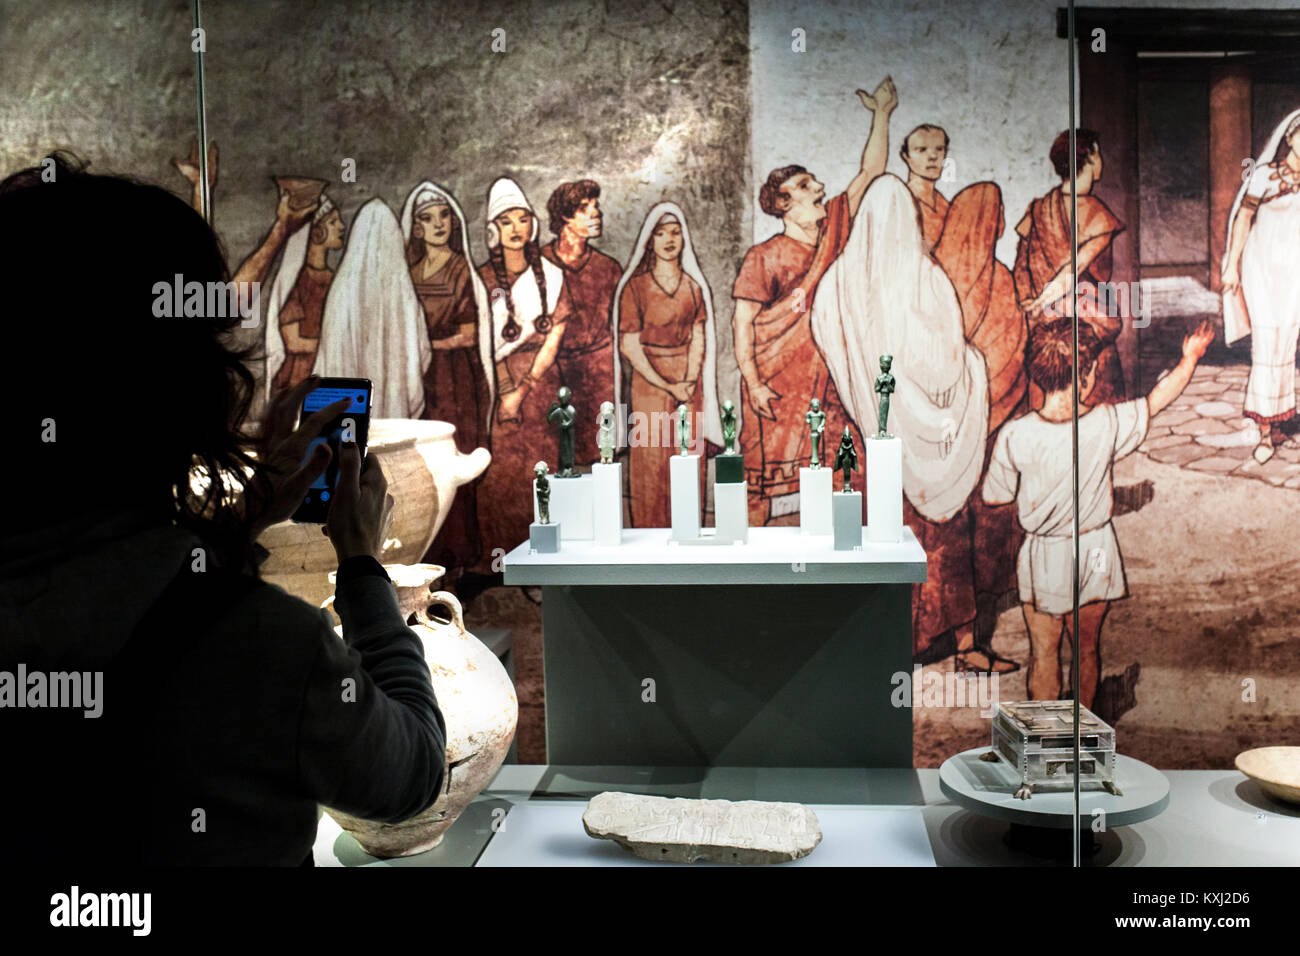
[939,747,1170,829]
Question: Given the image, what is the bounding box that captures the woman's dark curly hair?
[0,150,268,568]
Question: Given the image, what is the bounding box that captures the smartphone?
[291,377,373,523]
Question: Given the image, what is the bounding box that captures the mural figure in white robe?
[313,199,431,419]
[1222,107,1300,464]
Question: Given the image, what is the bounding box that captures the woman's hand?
[747,382,781,420]
[667,381,696,404]
[247,376,350,538]
[325,442,395,563]
[1220,263,1241,295]
[1183,319,1215,361]
[498,387,525,423]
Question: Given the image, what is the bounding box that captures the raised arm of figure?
[847,77,898,216]
[1147,320,1214,417]
[232,190,317,288]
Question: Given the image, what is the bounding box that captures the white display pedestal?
[865,436,903,544]
[534,474,594,541]
[799,466,833,535]
[832,491,863,551]
[529,521,561,553]
[592,462,622,547]
[670,454,701,541]
[713,481,749,544]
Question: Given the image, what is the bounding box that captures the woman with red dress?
[613,202,722,527]
[401,182,492,575]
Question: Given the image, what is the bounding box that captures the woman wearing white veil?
[811,173,989,661]
[262,196,344,404]
[400,181,494,576]
[613,202,723,527]
[400,181,494,435]
[313,199,431,419]
[472,177,573,563]
[1222,108,1300,463]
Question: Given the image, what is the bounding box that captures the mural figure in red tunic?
[613,202,723,527]
[264,197,345,397]
[400,181,493,577]
[474,177,574,564]
[901,123,951,254]
[542,180,623,467]
[1014,129,1126,410]
[732,77,898,525]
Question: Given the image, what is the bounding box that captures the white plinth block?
[714,481,749,544]
[592,462,623,547]
[865,436,903,544]
[799,467,833,535]
[832,492,863,551]
[534,474,594,541]
[529,521,561,553]
[670,454,702,541]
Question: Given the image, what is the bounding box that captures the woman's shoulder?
[212,575,338,659]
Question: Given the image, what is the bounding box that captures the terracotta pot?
[258,419,489,609]
[325,565,518,857]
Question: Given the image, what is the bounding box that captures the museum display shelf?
[313,764,1300,866]
[502,527,925,767]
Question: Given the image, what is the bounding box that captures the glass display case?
[4,0,1298,890]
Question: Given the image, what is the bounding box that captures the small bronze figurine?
[720,399,738,456]
[805,397,826,468]
[534,461,551,524]
[874,355,895,438]
[597,401,616,465]
[833,427,858,493]
[676,402,691,457]
[547,386,577,477]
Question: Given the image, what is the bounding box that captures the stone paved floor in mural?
[1142,362,1300,486]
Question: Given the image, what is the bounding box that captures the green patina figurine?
[720,399,738,456]
[833,427,858,493]
[676,402,691,456]
[547,386,577,477]
[874,354,895,438]
[805,397,826,468]
[597,401,616,465]
[534,461,551,524]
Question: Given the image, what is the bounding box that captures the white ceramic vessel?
[258,419,489,609]
[325,564,518,857]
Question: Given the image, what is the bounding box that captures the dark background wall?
[0,1,196,188]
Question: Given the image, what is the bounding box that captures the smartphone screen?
[292,378,372,523]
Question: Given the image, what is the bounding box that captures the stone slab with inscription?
[582,791,821,864]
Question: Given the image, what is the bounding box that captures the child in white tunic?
[982,317,1213,704]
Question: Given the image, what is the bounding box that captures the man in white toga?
[981,316,1213,706]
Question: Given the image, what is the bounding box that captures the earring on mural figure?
[535,312,553,334]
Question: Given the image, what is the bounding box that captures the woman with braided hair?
[474,177,574,562]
